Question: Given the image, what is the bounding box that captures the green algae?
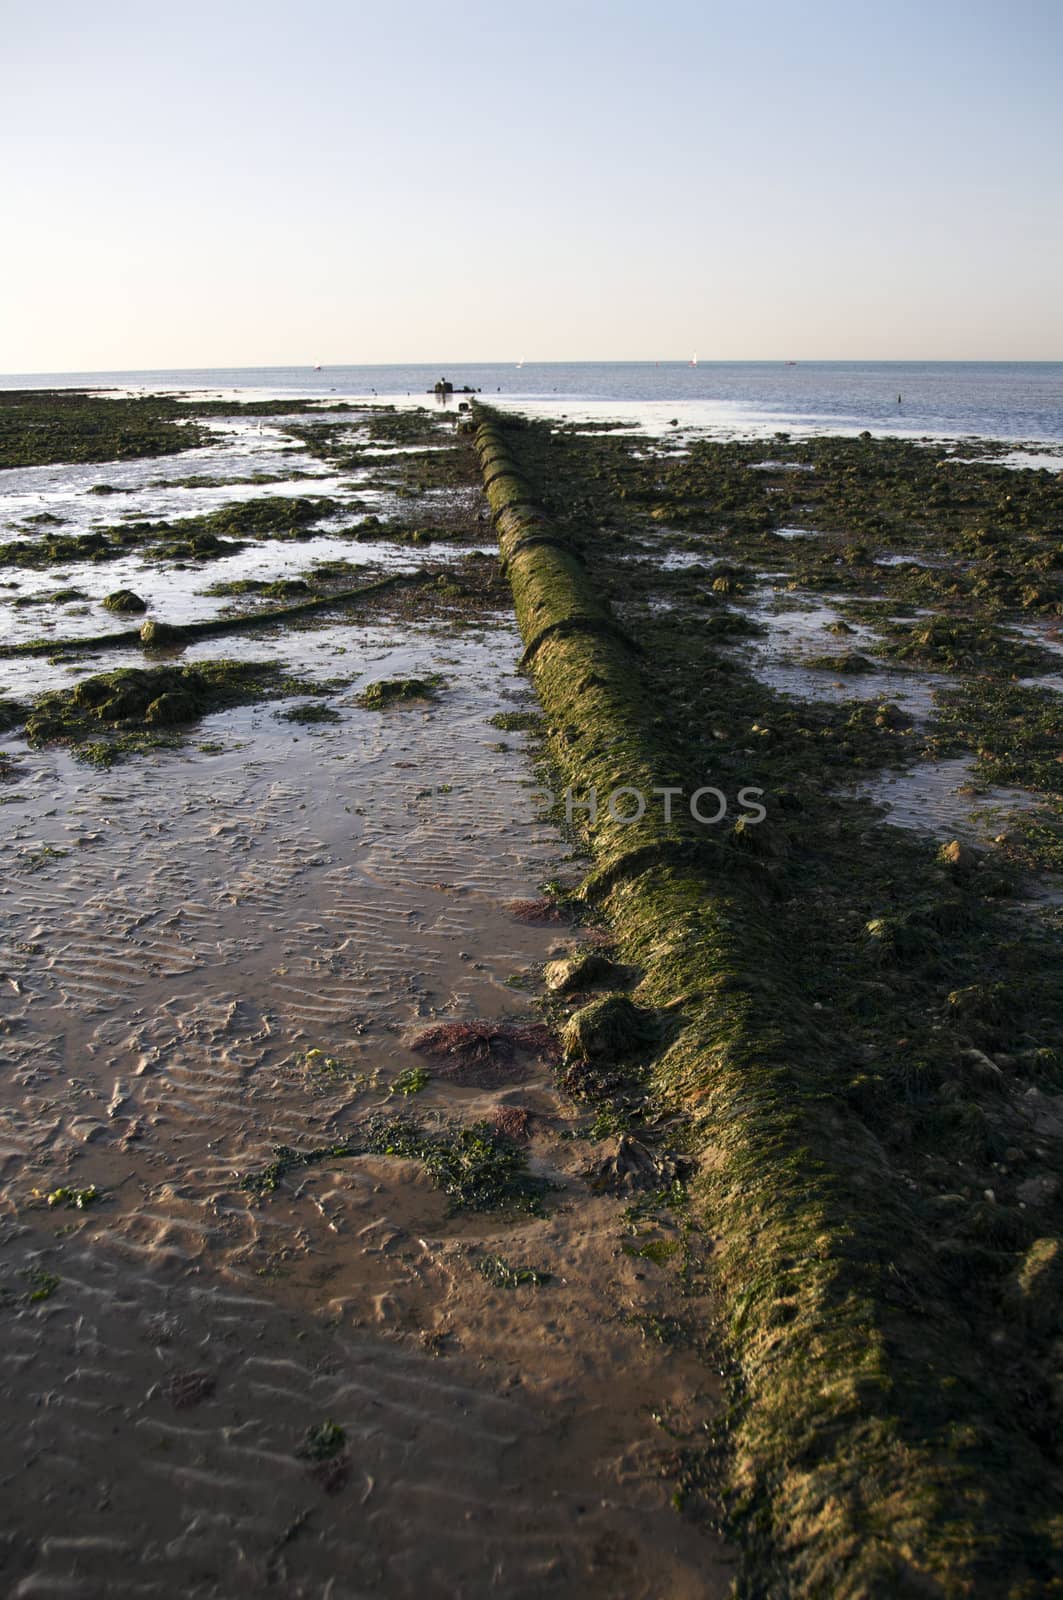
[205,577,312,600]
[0,698,27,733]
[389,1066,430,1096]
[487,710,543,732]
[476,1254,552,1289]
[24,1268,60,1303]
[473,407,1063,1599]
[43,1184,102,1210]
[360,1115,548,1215]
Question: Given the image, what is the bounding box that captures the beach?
[0,374,1061,1595]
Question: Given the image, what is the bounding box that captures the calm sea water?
[3,362,1062,445]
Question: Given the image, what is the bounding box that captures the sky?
[3,0,1061,369]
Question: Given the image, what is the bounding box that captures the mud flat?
[0,393,734,1598]
[473,409,1062,1597]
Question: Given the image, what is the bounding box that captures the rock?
[139,619,181,647]
[1005,1237,1063,1337]
[587,1135,689,1194]
[69,1117,108,1144]
[961,1047,1004,1081]
[543,952,626,994]
[144,691,198,726]
[939,838,979,872]
[1017,1175,1060,1208]
[72,677,113,709]
[103,589,147,614]
[1020,1086,1063,1140]
[562,993,655,1063]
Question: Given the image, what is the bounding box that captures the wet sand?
[0,405,732,1597]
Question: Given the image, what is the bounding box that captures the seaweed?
[241,1115,548,1215]
[359,1115,549,1215]
[476,1254,552,1289]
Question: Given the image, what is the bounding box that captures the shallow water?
[738,585,949,718]
[7,361,1063,444]
[851,756,1039,841]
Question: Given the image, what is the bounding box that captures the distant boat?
[690,352,698,367]
[516,357,525,368]
[313,362,322,371]
[785,360,797,367]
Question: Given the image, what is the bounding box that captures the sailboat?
[516,356,525,369]
[690,352,698,367]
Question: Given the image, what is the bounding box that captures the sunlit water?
[4,362,1063,445]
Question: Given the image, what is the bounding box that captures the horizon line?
[4,357,1063,381]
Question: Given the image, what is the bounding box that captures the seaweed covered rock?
[938,838,980,874]
[139,618,181,646]
[0,697,27,733]
[356,676,439,709]
[30,666,204,740]
[102,588,147,614]
[145,690,199,726]
[561,993,655,1063]
[24,660,293,759]
[1005,1237,1063,1338]
[543,951,627,994]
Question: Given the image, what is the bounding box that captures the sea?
[3,362,1062,449]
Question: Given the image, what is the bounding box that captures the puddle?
[874,552,938,568]
[0,536,496,645]
[850,756,1039,839]
[736,586,949,716]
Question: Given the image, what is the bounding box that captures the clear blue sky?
[3,0,1060,368]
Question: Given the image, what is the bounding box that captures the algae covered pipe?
[473,406,1054,1598]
